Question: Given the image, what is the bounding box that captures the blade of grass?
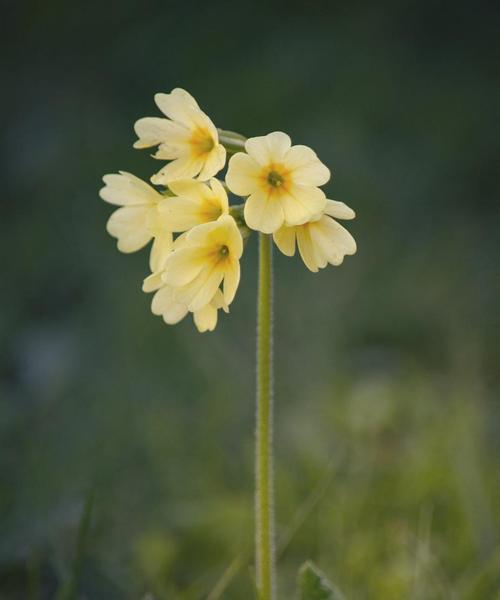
[55,490,94,600]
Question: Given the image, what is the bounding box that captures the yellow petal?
[163,247,206,286]
[193,303,218,332]
[244,191,284,234]
[133,117,187,150]
[283,185,326,225]
[149,232,173,272]
[100,171,161,206]
[154,88,200,126]
[160,196,203,232]
[245,131,291,165]
[284,145,330,186]
[273,226,296,256]
[151,286,189,324]
[106,206,153,253]
[197,144,226,181]
[188,269,224,312]
[313,216,357,265]
[209,178,229,214]
[143,272,164,293]
[296,225,320,272]
[223,260,240,305]
[324,199,356,220]
[151,156,204,184]
[225,152,261,196]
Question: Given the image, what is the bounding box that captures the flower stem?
[255,233,276,600]
[218,128,247,154]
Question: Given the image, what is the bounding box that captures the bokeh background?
[2,1,499,598]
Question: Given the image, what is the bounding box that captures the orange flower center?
[190,127,215,157]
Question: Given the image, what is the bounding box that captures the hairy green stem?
[218,128,247,154]
[255,233,276,600]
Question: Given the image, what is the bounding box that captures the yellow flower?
[273,200,357,272]
[143,232,230,333]
[134,88,226,184]
[162,215,243,312]
[99,171,172,255]
[159,178,229,232]
[225,131,330,234]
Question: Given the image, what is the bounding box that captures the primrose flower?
[273,200,357,272]
[162,215,243,312]
[160,178,229,233]
[142,218,238,332]
[134,88,226,184]
[99,171,171,254]
[225,131,330,234]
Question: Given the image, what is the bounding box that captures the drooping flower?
[162,215,243,312]
[159,178,229,233]
[225,131,330,234]
[273,200,357,272]
[142,226,232,333]
[134,88,226,184]
[99,171,172,255]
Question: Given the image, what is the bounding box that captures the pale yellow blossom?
[143,233,229,332]
[134,88,226,184]
[99,171,172,255]
[159,178,229,232]
[273,200,357,272]
[225,131,329,234]
[162,215,242,312]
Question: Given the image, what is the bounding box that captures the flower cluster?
[100,89,356,332]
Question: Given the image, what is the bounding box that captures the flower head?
[159,178,229,233]
[162,215,243,312]
[226,131,330,234]
[99,171,172,255]
[134,88,226,184]
[273,200,357,272]
[142,217,239,332]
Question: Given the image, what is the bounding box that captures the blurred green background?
[2,1,499,598]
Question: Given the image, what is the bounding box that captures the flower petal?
[106,206,153,252]
[296,225,321,272]
[143,272,164,293]
[209,178,229,214]
[163,247,207,286]
[197,144,226,180]
[282,185,326,226]
[273,226,296,256]
[244,191,284,234]
[133,117,188,149]
[324,199,356,220]
[100,171,161,206]
[314,216,357,265]
[193,303,218,332]
[245,131,291,165]
[154,88,200,125]
[189,268,224,312]
[225,152,261,196]
[149,232,173,272]
[284,145,331,186]
[223,260,240,305]
[151,156,204,184]
[151,285,189,324]
[159,196,202,232]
